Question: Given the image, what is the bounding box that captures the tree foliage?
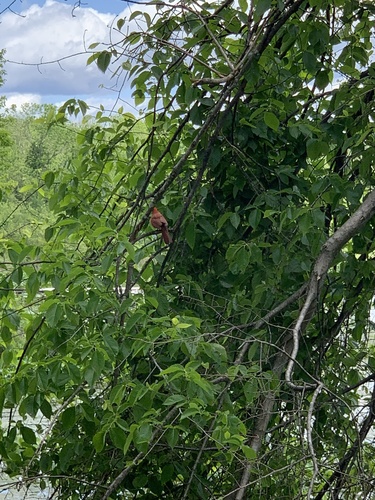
[0,103,78,242]
[1,1,375,499]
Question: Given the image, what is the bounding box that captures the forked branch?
[285,188,375,390]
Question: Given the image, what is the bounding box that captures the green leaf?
[84,366,97,387]
[239,0,248,12]
[129,10,142,21]
[40,400,53,419]
[163,394,186,406]
[165,428,179,448]
[306,139,329,160]
[244,379,258,404]
[26,272,40,300]
[209,145,222,167]
[248,209,262,229]
[201,342,227,364]
[218,212,232,229]
[19,184,35,193]
[311,208,325,228]
[230,212,241,229]
[198,218,215,236]
[134,423,152,452]
[109,427,126,450]
[264,111,279,131]
[161,364,185,375]
[92,350,106,376]
[125,311,146,333]
[20,425,37,445]
[133,475,148,488]
[87,52,99,66]
[315,70,330,89]
[123,424,137,456]
[1,348,13,366]
[93,430,106,453]
[61,407,76,430]
[77,99,89,116]
[103,333,119,358]
[302,51,317,72]
[226,243,250,274]
[254,0,271,21]
[122,240,136,261]
[368,356,375,371]
[92,226,115,238]
[45,302,63,328]
[242,445,257,460]
[8,248,19,265]
[161,464,174,484]
[109,385,125,406]
[185,221,196,250]
[45,226,54,242]
[133,89,145,106]
[97,51,111,73]
[44,171,55,188]
[40,453,52,473]
[146,295,158,309]
[187,368,213,394]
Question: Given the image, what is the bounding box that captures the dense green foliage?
[0,103,78,242]
[1,1,375,499]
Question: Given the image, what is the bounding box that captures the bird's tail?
[161,225,172,244]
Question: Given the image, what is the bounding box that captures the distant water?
[0,474,51,499]
[1,409,51,499]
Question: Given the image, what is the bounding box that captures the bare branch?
[315,381,375,499]
[286,189,375,390]
[0,0,23,17]
[25,384,85,476]
[307,383,324,500]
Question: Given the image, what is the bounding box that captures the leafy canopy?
[1,1,375,499]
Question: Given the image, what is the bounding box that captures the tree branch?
[307,383,324,500]
[286,189,375,390]
[101,407,179,499]
[314,381,375,499]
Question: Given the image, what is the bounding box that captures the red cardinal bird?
[150,207,172,244]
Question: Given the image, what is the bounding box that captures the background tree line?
[0,101,78,242]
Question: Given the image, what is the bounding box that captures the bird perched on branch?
[150,207,172,244]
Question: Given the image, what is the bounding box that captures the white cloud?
[0,1,126,100]
[4,92,42,108]
[0,0,163,114]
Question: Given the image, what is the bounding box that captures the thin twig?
[102,407,179,499]
[7,317,46,434]
[314,382,375,499]
[307,383,324,500]
[25,384,85,476]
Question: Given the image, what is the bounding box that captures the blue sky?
[7,0,126,14]
[0,0,143,114]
